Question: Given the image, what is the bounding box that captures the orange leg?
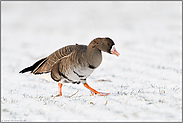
[83,83,109,96]
[58,83,63,96]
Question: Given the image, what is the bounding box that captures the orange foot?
[58,83,63,96]
[84,83,109,96]
[92,92,109,96]
[52,83,63,98]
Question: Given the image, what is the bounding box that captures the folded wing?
[19,45,76,74]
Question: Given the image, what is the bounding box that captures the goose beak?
[110,45,120,57]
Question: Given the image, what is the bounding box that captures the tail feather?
[19,57,47,74]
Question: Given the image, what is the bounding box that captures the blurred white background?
[1,1,182,122]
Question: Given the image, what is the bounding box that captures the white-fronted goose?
[19,37,119,96]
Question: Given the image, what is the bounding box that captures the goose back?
[31,45,76,74]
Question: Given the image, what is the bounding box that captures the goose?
[19,37,119,96]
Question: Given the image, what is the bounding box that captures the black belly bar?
[58,70,85,84]
[73,70,85,78]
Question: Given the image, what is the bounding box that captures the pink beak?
[110,46,120,57]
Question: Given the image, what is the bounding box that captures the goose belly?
[67,67,94,82]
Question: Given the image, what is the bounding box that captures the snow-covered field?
[1,1,182,122]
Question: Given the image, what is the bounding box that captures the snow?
[1,1,182,122]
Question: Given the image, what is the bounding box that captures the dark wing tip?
[19,70,24,73]
[19,57,47,74]
[19,66,33,74]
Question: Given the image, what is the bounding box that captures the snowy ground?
[1,1,182,122]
